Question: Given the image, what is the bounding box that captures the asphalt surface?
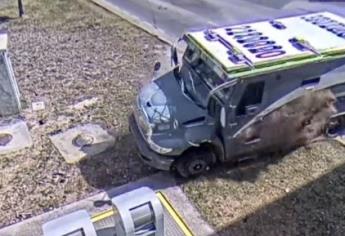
[97,0,345,42]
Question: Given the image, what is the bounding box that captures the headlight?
[148,137,172,154]
[173,119,179,129]
[135,108,152,136]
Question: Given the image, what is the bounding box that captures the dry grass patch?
[0,0,166,226]
[182,141,345,235]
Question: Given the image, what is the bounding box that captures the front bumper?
[129,114,176,171]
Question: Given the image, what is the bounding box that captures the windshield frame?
[179,41,230,107]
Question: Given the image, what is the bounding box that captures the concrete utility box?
[112,187,164,236]
[0,33,21,117]
[42,210,97,236]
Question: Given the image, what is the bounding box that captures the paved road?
[93,0,345,43]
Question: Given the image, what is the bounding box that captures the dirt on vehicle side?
[236,89,337,157]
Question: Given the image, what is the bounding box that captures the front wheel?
[175,146,216,178]
[326,115,345,138]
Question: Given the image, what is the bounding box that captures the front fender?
[183,127,225,163]
[184,125,214,146]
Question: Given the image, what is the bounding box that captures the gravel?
[0,0,166,227]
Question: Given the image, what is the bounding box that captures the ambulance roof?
[0,33,8,51]
[187,12,345,78]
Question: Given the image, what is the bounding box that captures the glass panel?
[236,81,265,116]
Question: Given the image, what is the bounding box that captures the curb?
[0,172,215,235]
[90,0,174,45]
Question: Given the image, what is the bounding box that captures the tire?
[175,146,216,178]
[326,115,345,138]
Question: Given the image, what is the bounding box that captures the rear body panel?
[187,12,345,77]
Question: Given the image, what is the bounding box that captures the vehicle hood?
[139,69,206,124]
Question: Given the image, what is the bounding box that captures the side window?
[184,46,194,61]
[184,44,199,63]
[236,81,265,116]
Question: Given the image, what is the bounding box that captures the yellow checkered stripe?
[91,191,194,236]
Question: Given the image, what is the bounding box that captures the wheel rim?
[327,120,341,137]
[188,159,207,175]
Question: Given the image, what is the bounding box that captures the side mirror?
[154,61,161,72]
[171,36,185,66]
[170,46,178,66]
[152,61,161,80]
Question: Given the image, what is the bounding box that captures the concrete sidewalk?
[0,172,214,236]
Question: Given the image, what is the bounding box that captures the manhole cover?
[0,133,12,146]
[73,133,94,148]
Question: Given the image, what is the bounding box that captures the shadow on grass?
[176,148,294,185]
[214,150,293,182]
[212,161,345,236]
[78,129,297,189]
[77,132,345,235]
[78,133,157,190]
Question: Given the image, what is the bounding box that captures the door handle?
[229,122,238,127]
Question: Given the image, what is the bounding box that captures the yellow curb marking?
[90,192,194,235]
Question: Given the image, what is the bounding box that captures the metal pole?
[18,0,24,17]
